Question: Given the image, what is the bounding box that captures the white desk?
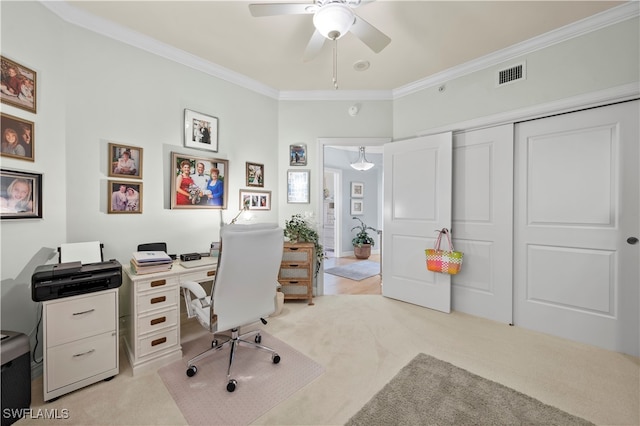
[122,259,217,375]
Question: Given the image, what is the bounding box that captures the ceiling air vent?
[496,62,526,87]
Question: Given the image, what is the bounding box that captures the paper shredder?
[1,330,31,426]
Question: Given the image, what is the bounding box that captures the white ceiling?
[46,1,626,95]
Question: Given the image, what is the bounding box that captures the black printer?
[31,260,122,302]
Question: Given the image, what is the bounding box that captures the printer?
[31,260,122,302]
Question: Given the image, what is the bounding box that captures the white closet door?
[514,100,639,356]
[451,124,514,324]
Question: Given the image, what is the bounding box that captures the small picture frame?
[1,113,34,162]
[289,144,307,166]
[171,152,228,209]
[108,143,143,179]
[351,199,364,215]
[287,169,310,204]
[351,181,364,198]
[1,56,36,114]
[1,168,42,219]
[184,109,218,152]
[108,180,142,214]
[246,162,264,187]
[240,189,271,211]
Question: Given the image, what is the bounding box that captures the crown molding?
[41,1,638,102]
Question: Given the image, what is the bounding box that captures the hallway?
[323,254,381,295]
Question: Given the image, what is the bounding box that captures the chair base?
[185,327,280,392]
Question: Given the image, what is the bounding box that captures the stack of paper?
[130,251,173,275]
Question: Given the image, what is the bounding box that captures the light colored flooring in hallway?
[322,253,382,295]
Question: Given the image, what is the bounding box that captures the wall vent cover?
[496,62,526,87]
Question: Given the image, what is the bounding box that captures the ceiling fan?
[249,0,391,62]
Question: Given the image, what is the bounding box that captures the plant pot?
[354,244,371,259]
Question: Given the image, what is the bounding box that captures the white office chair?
[180,223,284,392]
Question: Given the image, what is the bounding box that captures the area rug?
[158,331,324,426]
[346,353,593,426]
[325,260,380,281]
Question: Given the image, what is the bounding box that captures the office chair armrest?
[181,281,207,299]
[181,281,209,318]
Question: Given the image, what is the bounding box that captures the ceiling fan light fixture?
[313,3,355,40]
[351,146,374,171]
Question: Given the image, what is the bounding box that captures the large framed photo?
[289,144,307,166]
[351,199,364,215]
[240,189,271,211]
[1,113,34,161]
[287,169,310,204]
[184,109,218,152]
[108,143,143,179]
[246,162,264,187]
[1,56,36,114]
[351,181,364,198]
[1,169,42,219]
[108,180,142,214]
[171,152,228,209]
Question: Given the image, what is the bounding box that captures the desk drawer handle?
[289,264,300,268]
[289,281,299,284]
[150,280,166,287]
[207,270,216,277]
[73,309,95,316]
[73,349,95,358]
[151,337,167,347]
[150,296,166,304]
[288,247,299,251]
[150,316,166,326]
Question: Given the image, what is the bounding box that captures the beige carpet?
[158,330,324,426]
[346,353,593,426]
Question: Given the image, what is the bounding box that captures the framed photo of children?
[289,144,307,166]
[240,189,271,211]
[0,56,36,114]
[246,162,264,187]
[108,181,142,214]
[184,109,218,153]
[170,152,228,209]
[1,113,34,161]
[108,143,143,179]
[1,169,42,219]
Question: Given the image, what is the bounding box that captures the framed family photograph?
[1,113,34,161]
[108,143,143,179]
[246,162,264,187]
[289,144,307,166]
[287,169,310,204]
[108,180,142,214]
[1,169,42,219]
[184,109,218,153]
[351,181,364,198]
[171,152,228,209]
[351,199,364,215]
[240,189,271,211]
[1,56,36,114]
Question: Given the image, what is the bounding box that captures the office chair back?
[211,223,283,333]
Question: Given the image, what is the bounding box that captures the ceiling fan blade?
[249,3,315,17]
[350,14,391,53]
[303,30,326,62]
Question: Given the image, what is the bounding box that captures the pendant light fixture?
[350,146,374,171]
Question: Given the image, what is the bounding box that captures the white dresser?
[122,260,217,375]
[42,288,119,401]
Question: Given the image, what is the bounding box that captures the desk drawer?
[46,292,116,346]
[137,288,178,314]
[138,308,178,335]
[138,328,178,357]
[137,276,179,292]
[180,269,216,283]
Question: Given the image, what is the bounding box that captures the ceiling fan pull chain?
[333,38,338,90]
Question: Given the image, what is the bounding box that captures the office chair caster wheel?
[255,334,261,344]
[211,339,218,348]
[186,366,197,377]
[226,379,237,392]
[272,353,281,364]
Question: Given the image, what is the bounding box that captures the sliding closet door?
[514,100,639,356]
[451,124,514,324]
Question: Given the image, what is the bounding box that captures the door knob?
[627,237,639,245]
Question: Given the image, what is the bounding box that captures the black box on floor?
[1,330,31,426]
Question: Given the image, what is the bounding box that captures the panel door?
[451,124,514,323]
[514,100,639,356]
[382,132,452,312]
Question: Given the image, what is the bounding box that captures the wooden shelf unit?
[278,242,314,305]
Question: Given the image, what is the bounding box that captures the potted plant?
[351,216,377,259]
[284,213,325,276]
